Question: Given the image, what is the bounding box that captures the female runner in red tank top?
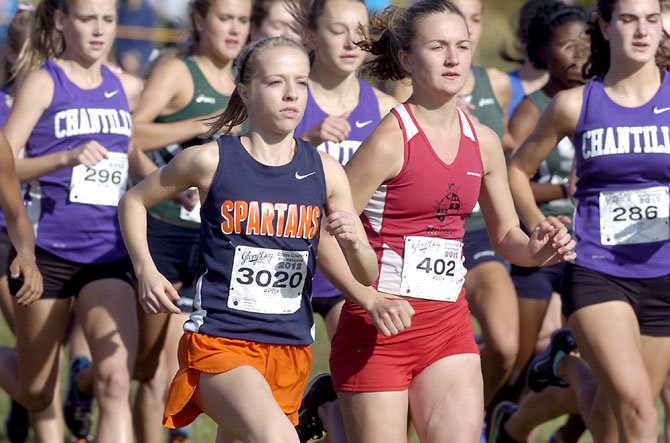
[320,1,577,441]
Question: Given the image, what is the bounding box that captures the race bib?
[69,152,128,206]
[400,236,466,302]
[228,245,309,314]
[179,203,201,223]
[599,186,670,245]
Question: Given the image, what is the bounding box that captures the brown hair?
[584,0,670,77]
[184,0,214,55]
[14,0,69,78]
[251,0,305,39]
[1,9,33,87]
[357,0,466,81]
[207,36,308,135]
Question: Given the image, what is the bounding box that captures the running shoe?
[295,373,337,442]
[63,356,94,440]
[488,401,519,443]
[5,399,29,443]
[527,328,577,393]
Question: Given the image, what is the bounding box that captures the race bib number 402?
[599,186,670,246]
[228,245,309,314]
[400,236,466,302]
[69,152,128,207]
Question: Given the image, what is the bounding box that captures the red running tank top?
[361,103,484,297]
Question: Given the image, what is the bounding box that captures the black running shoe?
[63,356,94,440]
[5,399,29,443]
[295,373,337,442]
[488,401,519,443]
[527,328,577,393]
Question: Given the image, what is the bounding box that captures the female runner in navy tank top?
[509,0,670,440]
[119,36,377,441]
[319,1,576,441]
[0,0,151,441]
[130,1,250,441]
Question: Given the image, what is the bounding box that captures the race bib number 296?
[69,152,128,207]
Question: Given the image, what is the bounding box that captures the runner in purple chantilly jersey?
[508,0,670,441]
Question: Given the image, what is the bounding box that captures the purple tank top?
[0,88,11,230]
[0,88,9,126]
[295,78,382,298]
[26,60,132,263]
[573,73,670,278]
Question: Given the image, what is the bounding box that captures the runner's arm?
[477,123,576,267]
[508,88,582,231]
[132,58,220,152]
[321,152,377,286]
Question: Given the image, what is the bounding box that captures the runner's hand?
[173,188,199,211]
[11,251,42,305]
[67,141,109,168]
[304,112,351,145]
[325,203,359,250]
[456,96,476,116]
[528,217,576,266]
[136,268,181,314]
[365,292,415,337]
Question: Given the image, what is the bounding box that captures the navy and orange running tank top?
[186,136,326,345]
[361,103,484,302]
[573,74,670,278]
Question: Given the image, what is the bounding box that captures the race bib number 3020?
[228,245,309,314]
[599,186,670,246]
[400,236,466,302]
[69,152,128,207]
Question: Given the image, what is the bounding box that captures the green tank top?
[464,66,504,232]
[526,90,574,219]
[148,57,239,227]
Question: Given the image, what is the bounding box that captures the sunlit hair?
[356,0,466,81]
[206,36,308,135]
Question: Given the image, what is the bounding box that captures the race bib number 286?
[599,186,670,245]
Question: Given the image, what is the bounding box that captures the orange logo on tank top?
[220,200,321,239]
